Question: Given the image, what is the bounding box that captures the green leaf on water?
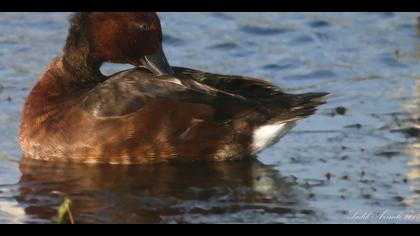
[52,198,74,224]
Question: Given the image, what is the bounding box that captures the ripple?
[344,123,362,129]
[289,35,314,45]
[209,42,238,50]
[284,70,336,80]
[209,13,235,21]
[1,20,61,31]
[240,25,293,36]
[308,20,330,28]
[261,58,303,71]
[380,57,407,68]
[375,12,395,18]
[397,23,414,31]
[375,151,402,159]
[315,32,333,42]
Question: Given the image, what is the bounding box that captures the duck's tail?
[269,92,329,124]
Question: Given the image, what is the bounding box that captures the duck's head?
[64,12,173,76]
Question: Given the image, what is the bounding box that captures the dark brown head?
[64,12,173,78]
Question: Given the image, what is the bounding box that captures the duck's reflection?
[18,159,311,223]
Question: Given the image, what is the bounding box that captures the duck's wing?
[79,68,252,119]
[173,66,284,99]
[173,66,328,122]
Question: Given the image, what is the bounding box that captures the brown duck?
[19,12,328,164]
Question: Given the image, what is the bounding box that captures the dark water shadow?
[17,159,313,223]
[163,34,184,47]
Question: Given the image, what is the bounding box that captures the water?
[0,12,419,224]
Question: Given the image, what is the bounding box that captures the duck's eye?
[135,23,149,31]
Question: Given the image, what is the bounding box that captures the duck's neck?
[61,51,105,87]
[60,34,106,87]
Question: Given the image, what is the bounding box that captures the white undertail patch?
[251,122,296,154]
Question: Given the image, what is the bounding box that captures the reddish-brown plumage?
[87,12,162,64]
[19,12,327,164]
[20,58,248,163]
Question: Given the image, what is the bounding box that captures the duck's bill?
[139,45,174,75]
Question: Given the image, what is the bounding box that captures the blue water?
[0,12,419,223]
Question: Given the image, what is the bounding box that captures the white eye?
[135,23,149,31]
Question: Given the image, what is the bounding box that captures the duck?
[19,12,328,164]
